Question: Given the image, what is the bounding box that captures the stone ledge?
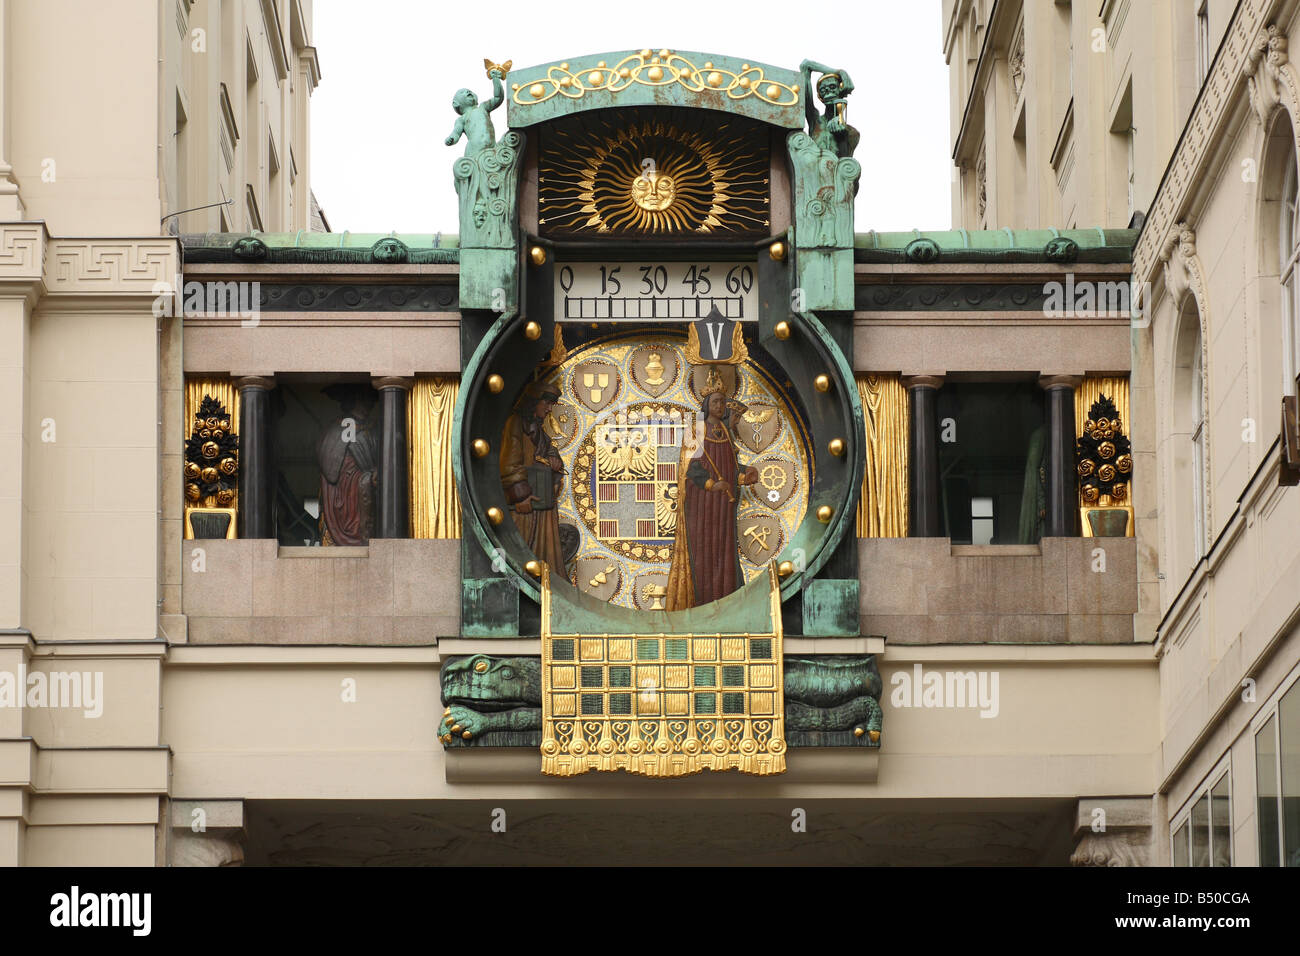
[444,747,878,785]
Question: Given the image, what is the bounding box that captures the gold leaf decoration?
[538,108,769,237]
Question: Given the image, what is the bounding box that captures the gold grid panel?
[542,633,786,777]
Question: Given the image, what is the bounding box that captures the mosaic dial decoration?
[538,108,770,237]
[537,331,810,609]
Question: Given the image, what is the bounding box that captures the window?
[1172,765,1231,866]
[1126,126,1136,222]
[1191,344,1207,559]
[1196,1,1211,86]
[1174,300,1208,568]
[1256,671,1300,866]
[272,381,382,546]
[970,496,994,546]
[935,382,1047,545]
[1283,157,1300,395]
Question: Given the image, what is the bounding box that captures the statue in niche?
[500,380,567,572]
[665,367,760,609]
[317,384,378,546]
[799,59,859,160]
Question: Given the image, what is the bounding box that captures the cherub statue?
[800,59,860,160]
[445,59,511,157]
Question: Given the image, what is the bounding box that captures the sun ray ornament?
[538,109,770,237]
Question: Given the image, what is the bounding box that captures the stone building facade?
[946,0,1300,866]
[1,0,1293,867]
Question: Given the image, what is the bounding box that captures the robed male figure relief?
[500,380,567,571]
[317,385,379,546]
[666,377,759,610]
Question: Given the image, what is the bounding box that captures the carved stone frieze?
[1245,23,1300,128]
[171,830,245,867]
[0,224,47,285]
[1133,0,1274,283]
[1070,829,1151,867]
[47,239,179,295]
[1070,797,1155,866]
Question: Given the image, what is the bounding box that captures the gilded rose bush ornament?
[1077,395,1133,505]
[183,395,238,504]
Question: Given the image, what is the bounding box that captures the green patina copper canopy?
[854,227,1139,263]
[181,229,1138,265]
[505,49,804,129]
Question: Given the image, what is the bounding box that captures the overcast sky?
[310,0,953,235]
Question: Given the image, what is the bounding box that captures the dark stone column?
[236,376,275,538]
[904,375,944,537]
[373,377,412,539]
[1040,375,1082,537]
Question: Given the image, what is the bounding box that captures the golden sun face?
[630,171,677,212]
[539,108,770,236]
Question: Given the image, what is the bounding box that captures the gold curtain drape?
[1074,376,1130,507]
[184,377,240,511]
[409,376,462,538]
[855,374,909,537]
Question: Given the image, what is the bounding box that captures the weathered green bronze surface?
[448,62,524,311]
[252,284,458,312]
[439,655,543,747]
[853,228,1139,263]
[177,228,1138,267]
[180,232,459,264]
[786,60,860,313]
[506,50,803,130]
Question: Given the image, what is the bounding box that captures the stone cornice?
[1134,0,1275,284]
[0,223,48,294]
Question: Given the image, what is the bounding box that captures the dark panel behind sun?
[537,107,771,239]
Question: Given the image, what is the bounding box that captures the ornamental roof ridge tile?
[179,231,461,264]
[852,227,1138,264]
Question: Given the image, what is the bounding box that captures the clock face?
[538,107,771,237]
[504,330,811,610]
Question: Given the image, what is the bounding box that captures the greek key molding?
[0,224,47,283]
[1134,0,1273,284]
[47,239,179,295]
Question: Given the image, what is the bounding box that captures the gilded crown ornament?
[700,365,727,398]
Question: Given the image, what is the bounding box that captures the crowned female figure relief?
[666,366,760,609]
